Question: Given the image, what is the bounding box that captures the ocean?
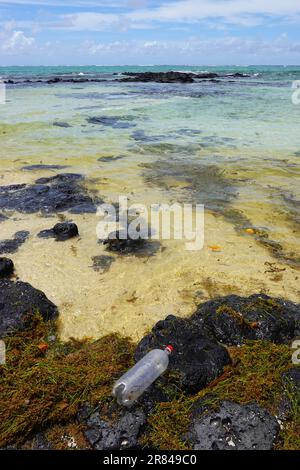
[0,65,299,341]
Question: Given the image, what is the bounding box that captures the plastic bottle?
[112,345,174,407]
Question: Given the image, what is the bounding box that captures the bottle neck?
[165,345,174,355]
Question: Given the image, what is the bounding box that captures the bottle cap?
[165,345,174,353]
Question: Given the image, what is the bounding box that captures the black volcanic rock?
[186,401,279,450]
[135,315,231,394]
[0,279,58,337]
[0,258,14,278]
[0,173,100,214]
[103,229,160,257]
[191,293,300,346]
[119,71,196,83]
[84,408,146,450]
[0,231,29,254]
[38,222,79,241]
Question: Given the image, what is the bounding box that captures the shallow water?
[0,66,299,341]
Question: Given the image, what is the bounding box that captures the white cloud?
[81,35,300,60]
[0,0,124,6]
[2,0,300,33]
[1,29,35,53]
[46,0,300,32]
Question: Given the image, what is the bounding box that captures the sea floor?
[0,74,299,341]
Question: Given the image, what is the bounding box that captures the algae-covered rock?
[135,315,231,394]
[192,293,300,345]
[282,368,300,390]
[186,401,279,450]
[0,279,58,337]
[277,367,300,421]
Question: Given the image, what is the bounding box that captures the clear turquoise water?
[0,65,299,339]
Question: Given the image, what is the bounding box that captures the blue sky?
[1,0,300,65]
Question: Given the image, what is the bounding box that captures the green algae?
[0,315,134,447]
[143,340,299,450]
[1,312,299,450]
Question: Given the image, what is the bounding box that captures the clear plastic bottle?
[112,345,174,407]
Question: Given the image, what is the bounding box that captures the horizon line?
[1,64,300,67]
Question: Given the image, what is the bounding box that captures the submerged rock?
[186,401,279,450]
[22,164,69,171]
[0,173,100,214]
[97,155,125,163]
[91,255,115,273]
[103,230,146,254]
[0,258,14,278]
[0,279,58,337]
[135,315,231,394]
[131,130,164,143]
[142,160,237,213]
[192,293,300,345]
[0,214,8,223]
[103,230,160,257]
[38,222,79,241]
[84,408,146,450]
[0,231,29,254]
[87,116,136,129]
[53,122,71,128]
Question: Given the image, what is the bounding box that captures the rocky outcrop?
[118,71,250,83]
[119,71,198,83]
[135,315,231,394]
[191,293,300,345]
